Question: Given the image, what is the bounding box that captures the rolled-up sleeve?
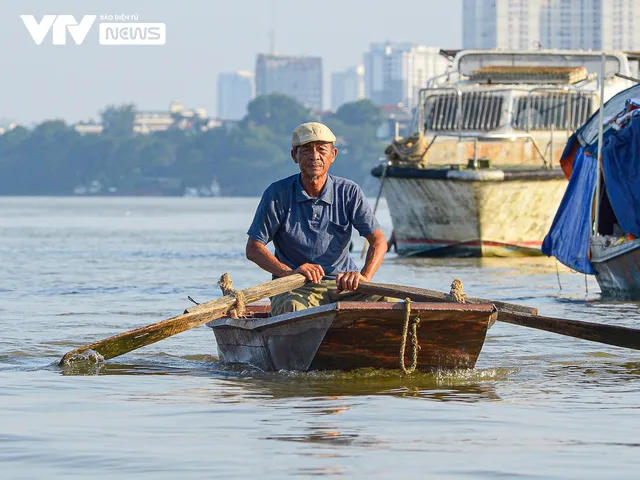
[247,187,282,244]
[349,186,380,237]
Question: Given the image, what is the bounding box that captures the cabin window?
[423,92,504,131]
[512,93,593,130]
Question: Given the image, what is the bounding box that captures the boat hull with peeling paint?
[208,301,497,372]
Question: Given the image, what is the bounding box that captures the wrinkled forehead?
[297,141,334,149]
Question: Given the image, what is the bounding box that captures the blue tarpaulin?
[541,144,597,274]
[543,84,640,274]
[602,116,640,237]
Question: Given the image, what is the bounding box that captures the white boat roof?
[453,49,631,79]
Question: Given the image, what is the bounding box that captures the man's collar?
[295,174,334,204]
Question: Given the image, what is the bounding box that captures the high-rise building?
[364,43,450,108]
[255,54,323,111]
[463,0,541,50]
[540,0,640,50]
[217,71,254,120]
[464,0,640,50]
[331,65,365,110]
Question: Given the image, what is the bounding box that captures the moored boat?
[374,164,566,256]
[590,237,640,295]
[207,301,497,372]
[374,49,635,257]
[543,81,640,299]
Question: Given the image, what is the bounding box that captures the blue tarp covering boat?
[601,119,640,238]
[542,84,640,274]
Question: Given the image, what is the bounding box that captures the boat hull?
[208,302,497,372]
[591,238,640,299]
[375,167,567,257]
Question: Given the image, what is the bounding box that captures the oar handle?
[358,280,640,351]
[498,311,640,351]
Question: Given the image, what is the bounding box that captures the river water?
[0,196,638,479]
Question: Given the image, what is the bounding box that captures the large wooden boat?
[375,165,566,257]
[207,301,497,372]
[375,49,635,257]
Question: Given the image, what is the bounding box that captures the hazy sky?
[1,0,461,125]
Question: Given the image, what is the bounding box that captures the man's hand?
[294,263,325,284]
[336,271,368,293]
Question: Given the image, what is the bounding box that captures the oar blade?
[60,305,229,364]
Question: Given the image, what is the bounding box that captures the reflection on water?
[265,428,375,447]
[240,368,508,402]
[59,356,508,402]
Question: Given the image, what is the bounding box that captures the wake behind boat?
[374,49,635,257]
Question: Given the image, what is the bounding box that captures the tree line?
[0,95,387,196]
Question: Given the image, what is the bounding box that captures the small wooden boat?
[207,301,497,372]
[59,274,640,367]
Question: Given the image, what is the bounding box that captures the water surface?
[1,197,639,479]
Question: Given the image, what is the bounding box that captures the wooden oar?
[357,281,640,351]
[357,281,538,315]
[59,274,307,365]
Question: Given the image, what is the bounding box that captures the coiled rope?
[446,278,467,303]
[218,273,246,317]
[399,297,421,374]
[385,132,429,164]
[399,279,466,374]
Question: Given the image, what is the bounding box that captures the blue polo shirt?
[248,173,380,279]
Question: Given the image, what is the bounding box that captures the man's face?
[291,141,337,179]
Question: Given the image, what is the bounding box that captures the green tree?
[101,104,136,138]
[242,94,314,136]
[333,100,383,127]
[0,97,389,196]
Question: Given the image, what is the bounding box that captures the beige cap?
[292,122,336,147]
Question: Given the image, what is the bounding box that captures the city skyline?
[463,0,640,50]
[0,0,461,125]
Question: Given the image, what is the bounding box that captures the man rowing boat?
[246,122,389,315]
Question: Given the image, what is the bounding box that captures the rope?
[446,278,467,303]
[399,297,421,374]
[361,162,388,259]
[584,273,589,296]
[218,273,246,317]
[385,132,429,164]
[555,259,563,291]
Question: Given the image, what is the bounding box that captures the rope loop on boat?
[218,273,246,317]
[400,297,421,374]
